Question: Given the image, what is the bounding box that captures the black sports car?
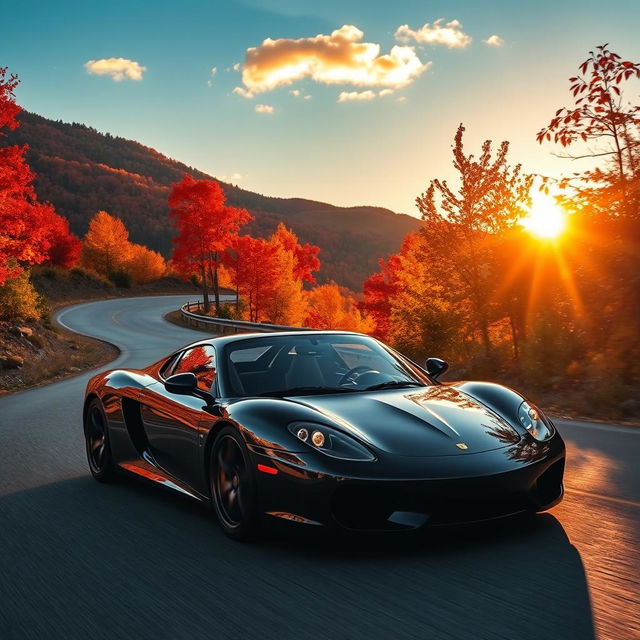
[84,330,565,540]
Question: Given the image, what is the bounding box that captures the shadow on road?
[0,475,595,640]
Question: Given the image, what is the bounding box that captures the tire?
[84,398,116,482]
[210,426,260,541]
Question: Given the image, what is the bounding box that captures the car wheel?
[84,398,116,482]
[210,426,259,541]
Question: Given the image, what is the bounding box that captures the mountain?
[7,111,421,289]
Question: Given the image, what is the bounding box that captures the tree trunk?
[213,252,221,315]
[200,263,210,313]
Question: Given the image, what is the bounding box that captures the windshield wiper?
[260,386,359,397]
[362,381,425,392]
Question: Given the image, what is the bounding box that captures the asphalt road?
[0,295,638,640]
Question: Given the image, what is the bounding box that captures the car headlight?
[518,401,553,441]
[288,422,375,461]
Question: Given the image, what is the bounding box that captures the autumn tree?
[44,213,82,268]
[416,124,533,357]
[170,175,251,313]
[0,67,71,285]
[127,243,166,284]
[226,235,279,322]
[306,282,373,333]
[537,44,640,217]
[81,210,133,277]
[537,44,640,384]
[265,224,320,326]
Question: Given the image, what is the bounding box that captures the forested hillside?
[7,112,420,288]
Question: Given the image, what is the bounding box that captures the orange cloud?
[84,57,146,81]
[395,19,471,48]
[235,25,428,96]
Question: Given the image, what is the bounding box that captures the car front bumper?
[249,435,566,532]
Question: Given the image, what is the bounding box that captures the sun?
[521,193,567,239]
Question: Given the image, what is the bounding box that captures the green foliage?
[0,271,42,322]
[214,302,245,320]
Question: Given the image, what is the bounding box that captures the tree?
[306,282,373,333]
[0,67,70,284]
[265,224,319,326]
[82,210,133,276]
[361,233,463,359]
[416,124,533,357]
[537,45,640,380]
[536,44,640,210]
[127,243,166,284]
[226,235,279,322]
[170,175,251,313]
[44,214,82,268]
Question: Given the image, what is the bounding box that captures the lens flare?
[521,194,567,239]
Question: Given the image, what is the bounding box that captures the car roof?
[187,330,368,351]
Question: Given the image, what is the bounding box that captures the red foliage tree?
[44,213,82,268]
[169,175,251,312]
[0,67,74,283]
[226,235,279,322]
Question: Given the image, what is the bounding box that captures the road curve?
[0,295,638,640]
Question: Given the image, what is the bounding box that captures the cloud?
[236,24,428,96]
[210,66,217,76]
[337,88,395,102]
[255,103,274,114]
[484,34,504,47]
[338,90,376,102]
[395,19,471,48]
[233,86,255,99]
[84,57,146,81]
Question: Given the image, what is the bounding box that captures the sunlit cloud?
[395,19,471,48]
[235,24,428,97]
[233,86,255,99]
[484,35,505,47]
[207,66,217,87]
[84,57,146,81]
[255,103,274,114]
[338,90,376,102]
[337,88,395,102]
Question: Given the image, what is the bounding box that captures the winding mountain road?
[0,295,638,640]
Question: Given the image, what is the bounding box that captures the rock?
[69,343,80,351]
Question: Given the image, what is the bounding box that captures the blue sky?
[1,0,639,214]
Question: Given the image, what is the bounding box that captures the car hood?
[287,385,521,457]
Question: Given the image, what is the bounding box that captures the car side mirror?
[164,372,198,394]
[425,357,449,380]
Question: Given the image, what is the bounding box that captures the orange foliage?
[127,243,166,284]
[82,210,132,276]
[306,282,373,333]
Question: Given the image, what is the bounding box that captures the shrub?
[108,270,132,288]
[0,271,42,322]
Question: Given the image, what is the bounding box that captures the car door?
[138,345,217,489]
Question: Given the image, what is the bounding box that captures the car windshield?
[222,334,430,397]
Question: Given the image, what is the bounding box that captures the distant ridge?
[7,111,421,289]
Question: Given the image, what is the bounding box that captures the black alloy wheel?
[211,427,259,540]
[84,399,115,482]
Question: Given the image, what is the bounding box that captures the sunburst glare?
[521,193,567,239]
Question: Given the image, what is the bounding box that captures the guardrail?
[180,300,311,334]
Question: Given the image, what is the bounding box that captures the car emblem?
[456,443,468,450]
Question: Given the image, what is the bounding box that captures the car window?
[223,334,430,397]
[173,345,217,392]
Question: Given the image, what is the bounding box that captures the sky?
[1,0,639,215]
